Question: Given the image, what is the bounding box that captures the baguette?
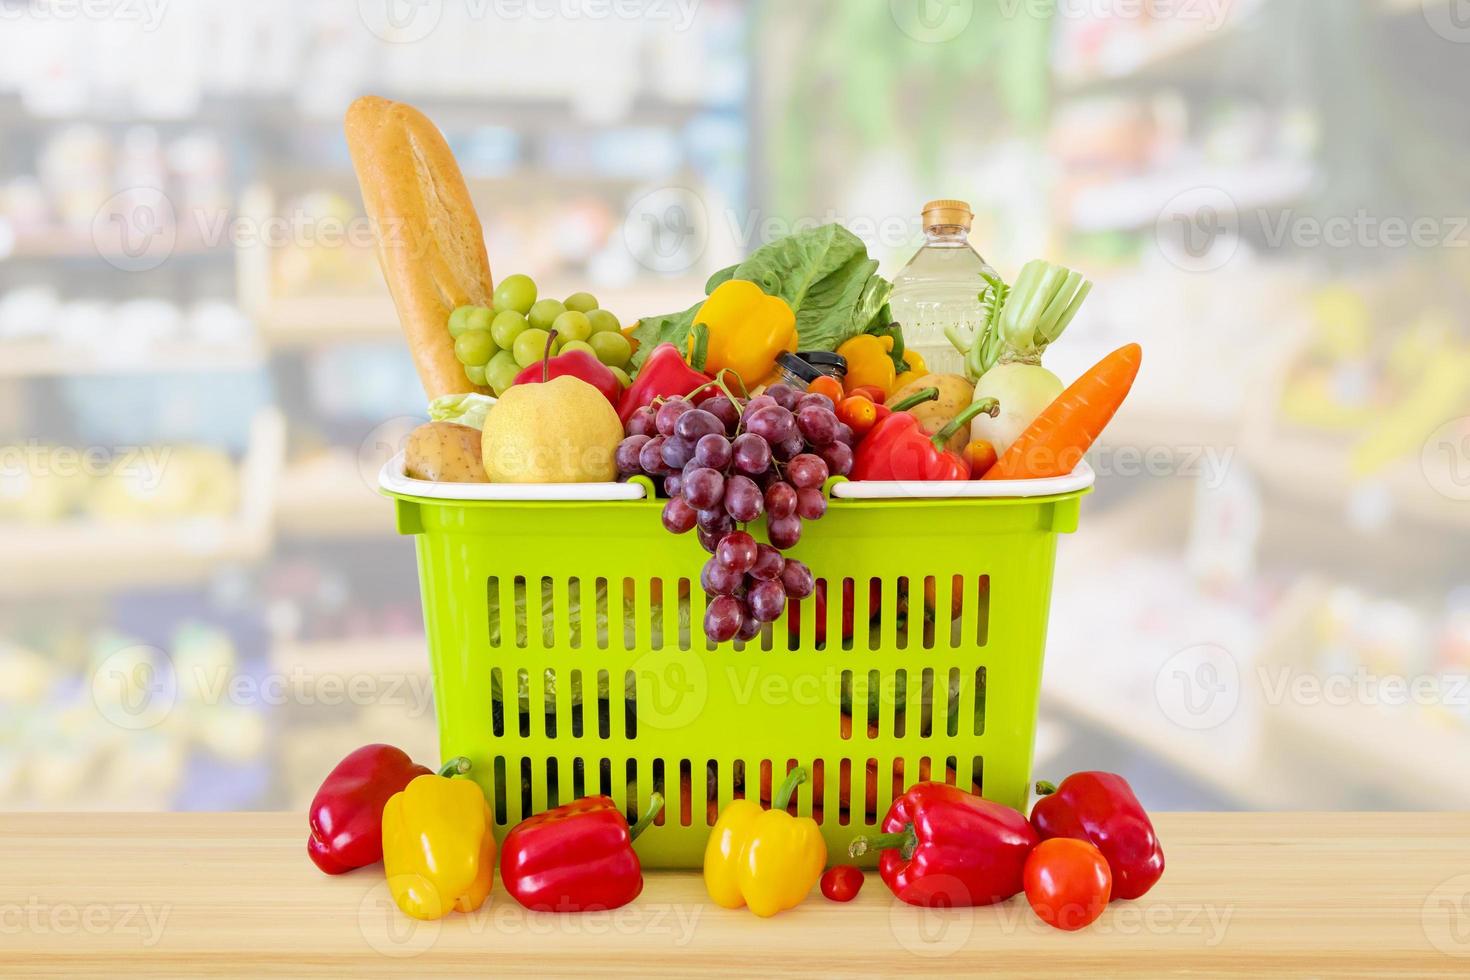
[344,95,493,399]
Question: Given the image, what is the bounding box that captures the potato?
[403,422,488,482]
[889,373,975,454]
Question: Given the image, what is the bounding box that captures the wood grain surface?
[2,812,1469,977]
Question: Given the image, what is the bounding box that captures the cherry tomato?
[1023,837,1112,931]
[848,384,887,405]
[963,439,998,479]
[820,865,864,902]
[836,396,879,437]
[806,375,844,403]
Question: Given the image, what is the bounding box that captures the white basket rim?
[830,460,1095,499]
[380,452,1094,502]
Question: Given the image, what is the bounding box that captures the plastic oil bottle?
[889,200,995,378]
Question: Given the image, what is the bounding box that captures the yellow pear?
[481,375,622,482]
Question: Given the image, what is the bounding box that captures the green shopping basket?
[381,458,1093,868]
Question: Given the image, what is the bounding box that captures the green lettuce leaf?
[428,393,497,430]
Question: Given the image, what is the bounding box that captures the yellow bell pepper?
[893,349,928,392]
[703,766,826,917]
[838,333,897,395]
[381,758,496,920]
[688,279,797,390]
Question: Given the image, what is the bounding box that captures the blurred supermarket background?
[2,0,1468,813]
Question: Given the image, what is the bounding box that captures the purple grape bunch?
[615,381,853,643]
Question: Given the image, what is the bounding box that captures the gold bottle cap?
[921,199,973,231]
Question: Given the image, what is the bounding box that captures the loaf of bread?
[344,95,494,399]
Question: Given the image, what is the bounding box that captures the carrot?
[983,343,1142,480]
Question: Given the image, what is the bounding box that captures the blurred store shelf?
[1240,428,1470,533]
[275,454,393,539]
[1056,0,1415,94]
[1240,339,1470,533]
[0,89,729,132]
[0,409,285,597]
[1068,160,1316,233]
[1044,484,1307,809]
[269,636,427,677]
[0,341,264,378]
[2,225,232,263]
[1099,402,1242,456]
[256,295,411,346]
[1264,685,1470,809]
[1040,679,1280,807]
[1260,579,1470,808]
[255,280,705,348]
[2,522,265,598]
[1055,21,1240,94]
[357,93,729,132]
[281,714,440,811]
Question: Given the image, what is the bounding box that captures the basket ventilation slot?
[487,666,649,744]
[488,574,987,652]
[837,667,986,741]
[475,567,999,841]
[484,753,986,832]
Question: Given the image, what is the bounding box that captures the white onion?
[969,360,1063,457]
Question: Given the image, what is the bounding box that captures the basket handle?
[1044,497,1082,534]
[395,497,424,535]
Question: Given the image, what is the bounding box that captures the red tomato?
[820,865,864,903]
[963,439,998,479]
[1023,838,1112,931]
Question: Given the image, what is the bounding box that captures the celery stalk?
[1003,263,1063,349]
[1036,270,1084,339]
[1043,279,1092,343]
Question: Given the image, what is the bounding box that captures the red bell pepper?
[849,781,1038,907]
[513,333,621,407]
[618,341,714,423]
[850,397,998,481]
[1031,772,1164,900]
[500,793,664,911]
[307,744,431,874]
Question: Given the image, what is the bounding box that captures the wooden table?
[3,812,1469,976]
